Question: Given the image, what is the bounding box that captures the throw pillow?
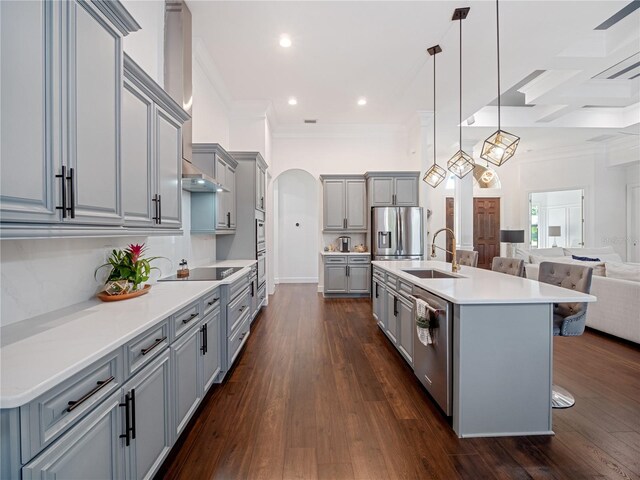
[572,255,601,262]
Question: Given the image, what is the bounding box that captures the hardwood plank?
[283,448,318,480]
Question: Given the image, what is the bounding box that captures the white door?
[628,184,640,263]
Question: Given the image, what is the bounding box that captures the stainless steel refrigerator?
[371,207,424,260]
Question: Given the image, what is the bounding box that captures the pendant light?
[481,0,520,166]
[423,45,446,188]
[447,7,475,179]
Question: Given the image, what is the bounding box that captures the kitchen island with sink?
[371,260,596,438]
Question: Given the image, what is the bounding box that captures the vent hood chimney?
[164,0,222,192]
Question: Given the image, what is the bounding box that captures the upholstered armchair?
[457,250,478,267]
[491,257,525,277]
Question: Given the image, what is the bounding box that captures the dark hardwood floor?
[158,284,640,480]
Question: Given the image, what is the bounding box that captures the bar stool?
[491,257,525,277]
[457,250,478,267]
[538,261,593,408]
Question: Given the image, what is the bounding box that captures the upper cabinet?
[255,161,267,212]
[190,144,238,234]
[122,55,189,229]
[320,175,367,232]
[366,172,420,207]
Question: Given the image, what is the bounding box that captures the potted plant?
[95,243,164,299]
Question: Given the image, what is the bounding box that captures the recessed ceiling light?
[279,34,292,48]
[288,97,297,106]
[357,97,367,106]
[196,179,205,184]
[216,188,223,192]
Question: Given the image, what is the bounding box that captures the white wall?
[275,170,319,283]
[192,57,230,147]
[121,0,164,86]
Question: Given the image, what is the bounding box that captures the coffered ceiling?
[188,0,639,154]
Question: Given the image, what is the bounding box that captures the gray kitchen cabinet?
[323,255,371,296]
[256,162,266,212]
[324,265,349,293]
[397,295,414,366]
[386,290,399,344]
[366,172,420,207]
[347,264,370,293]
[122,350,172,480]
[171,323,202,438]
[155,107,182,228]
[320,175,367,231]
[372,278,387,328]
[190,144,238,234]
[22,390,124,480]
[202,308,222,393]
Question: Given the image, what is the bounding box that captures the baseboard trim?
[277,277,319,284]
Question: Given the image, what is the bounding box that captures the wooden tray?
[97,284,151,302]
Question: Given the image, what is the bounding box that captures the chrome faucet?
[431,228,460,272]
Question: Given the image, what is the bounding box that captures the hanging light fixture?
[423,45,446,188]
[447,7,475,179]
[481,0,520,166]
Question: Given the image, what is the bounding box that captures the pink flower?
[127,243,145,263]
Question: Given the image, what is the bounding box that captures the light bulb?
[279,35,292,48]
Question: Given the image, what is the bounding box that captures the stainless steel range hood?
[165,1,223,193]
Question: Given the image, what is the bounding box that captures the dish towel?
[415,298,433,345]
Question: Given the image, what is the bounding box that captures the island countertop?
[372,260,597,305]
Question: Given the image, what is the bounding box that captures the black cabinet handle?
[346,265,350,277]
[152,194,159,223]
[67,167,75,218]
[260,196,264,209]
[200,324,207,354]
[182,312,198,324]
[239,305,247,313]
[130,389,136,440]
[141,336,167,356]
[393,296,398,317]
[227,212,231,228]
[119,392,130,446]
[208,297,219,306]
[250,282,255,297]
[375,283,379,298]
[56,165,67,218]
[157,194,162,224]
[67,375,115,412]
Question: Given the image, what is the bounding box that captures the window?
[529,189,584,248]
[530,204,539,248]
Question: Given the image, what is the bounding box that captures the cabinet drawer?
[172,301,201,340]
[324,255,347,264]
[372,267,385,282]
[348,255,370,264]
[227,311,251,368]
[398,280,413,297]
[227,287,251,334]
[229,272,250,300]
[125,319,169,378]
[20,349,122,463]
[203,288,221,317]
[386,273,398,288]
[257,283,266,308]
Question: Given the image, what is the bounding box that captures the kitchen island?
[371,260,597,438]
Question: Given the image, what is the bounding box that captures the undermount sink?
[402,269,462,279]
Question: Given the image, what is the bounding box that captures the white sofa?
[519,247,640,344]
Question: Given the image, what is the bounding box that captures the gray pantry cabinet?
[365,172,420,207]
[4,285,227,480]
[190,144,238,234]
[122,55,189,229]
[320,175,367,231]
[322,255,371,296]
[0,0,138,229]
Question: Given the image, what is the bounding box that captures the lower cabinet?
[171,323,202,438]
[324,265,348,293]
[202,308,222,393]
[323,255,371,296]
[397,295,414,366]
[372,278,386,328]
[386,290,399,344]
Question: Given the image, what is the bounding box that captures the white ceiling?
[189,0,639,153]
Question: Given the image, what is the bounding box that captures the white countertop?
[0,259,256,408]
[372,260,597,305]
[320,251,370,255]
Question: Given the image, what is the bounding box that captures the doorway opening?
[445,197,501,269]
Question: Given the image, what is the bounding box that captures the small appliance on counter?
[337,236,351,253]
[177,259,190,278]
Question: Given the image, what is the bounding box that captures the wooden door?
[444,197,500,269]
[474,198,500,269]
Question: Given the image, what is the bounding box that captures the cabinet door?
[215,156,226,189]
[370,177,394,207]
[155,107,182,228]
[123,350,171,480]
[1,1,60,224]
[372,280,385,323]
[216,191,228,229]
[22,391,123,480]
[323,179,345,230]
[202,309,221,393]
[68,0,122,225]
[324,265,348,293]
[227,165,236,229]
[385,290,398,344]
[171,325,202,438]
[397,297,414,366]
[394,177,418,206]
[345,179,367,230]
[122,80,154,226]
[347,265,370,293]
[256,164,266,212]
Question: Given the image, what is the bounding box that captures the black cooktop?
[158,267,243,282]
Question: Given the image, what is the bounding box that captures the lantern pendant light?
[447,7,475,179]
[481,0,520,166]
[423,45,446,188]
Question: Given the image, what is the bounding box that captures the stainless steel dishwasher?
[412,285,453,416]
